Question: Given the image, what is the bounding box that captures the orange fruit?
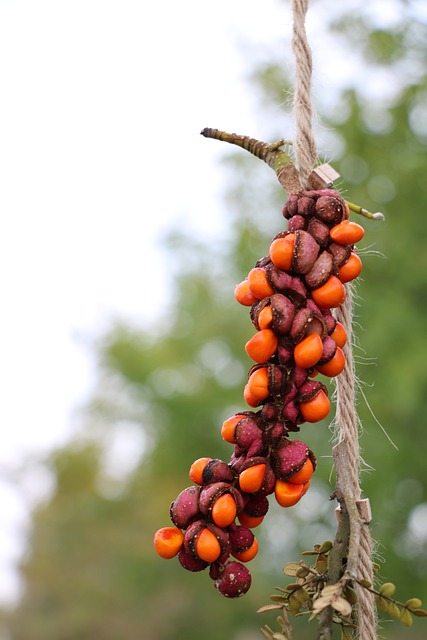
[232,537,259,562]
[211,493,237,528]
[311,276,346,309]
[238,511,264,528]
[330,220,365,245]
[239,463,266,493]
[316,347,345,377]
[339,252,363,283]
[274,479,305,507]
[247,267,275,299]
[300,389,330,422]
[294,333,323,369]
[245,329,278,363]
[195,527,221,563]
[269,234,295,271]
[244,367,269,406]
[153,527,184,559]
[234,279,258,306]
[221,414,245,444]
[189,457,212,485]
[257,305,273,330]
[330,321,347,348]
[287,458,314,485]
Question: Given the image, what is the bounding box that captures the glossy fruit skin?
[234,279,258,306]
[269,234,295,270]
[245,329,278,363]
[189,457,212,485]
[154,527,185,559]
[294,333,323,369]
[315,347,345,377]
[238,463,266,493]
[330,220,365,245]
[211,493,237,528]
[300,389,331,422]
[232,537,258,562]
[311,275,346,309]
[339,252,363,283]
[330,321,347,348]
[274,479,305,507]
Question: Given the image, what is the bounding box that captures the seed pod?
[315,195,346,226]
[199,482,244,518]
[266,265,307,304]
[202,459,234,485]
[178,545,209,572]
[282,194,299,219]
[290,307,314,342]
[214,561,252,598]
[318,335,338,365]
[234,415,265,457]
[270,438,316,480]
[292,230,320,275]
[243,493,269,518]
[229,523,255,554]
[305,250,334,290]
[184,520,230,563]
[307,218,331,247]
[170,486,202,529]
[287,214,306,231]
[328,242,352,268]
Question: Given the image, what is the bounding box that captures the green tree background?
[2,2,427,638]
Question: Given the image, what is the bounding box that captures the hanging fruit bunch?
[153,130,370,598]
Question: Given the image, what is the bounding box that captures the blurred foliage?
[3,1,427,638]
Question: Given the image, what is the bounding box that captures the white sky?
[0,0,293,606]
[0,0,416,609]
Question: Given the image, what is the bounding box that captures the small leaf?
[284,583,302,592]
[288,593,302,616]
[272,633,288,640]
[372,562,381,573]
[319,540,333,553]
[283,562,303,576]
[388,602,401,619]
[358,579,372,589]
[258,604,283,613]
[296,566,310,578]
[405,598,422,610]
[412,609,427,617]
[332,596,353,617]
[341,628,353,640]
[260,628,274,640]
[379,582,396,597]
[376,596,389,612]
[312,595,333,614]
[345,586,358,605]
[294,587,310,605]
[315,554,328,574]
[322,584,341,597]
[400,608,413,627]
[270,595,288,603]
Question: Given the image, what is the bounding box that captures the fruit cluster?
[154,189,365,598]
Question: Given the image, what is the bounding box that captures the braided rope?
[292,0,317,186]
[291,2,377,637]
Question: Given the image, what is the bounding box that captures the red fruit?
[214,561,252,598]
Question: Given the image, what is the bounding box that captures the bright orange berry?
[189,457,212,485]
[311,276,346,309]
[153,527,184,559]
[221,414,245,444]
[247,267,275,299]
[330,321,347,348]
[269,234,295,271]
[211,493,237,528]
[300,389,330,422]
[339,252,363,283]
[316,347,345,377]
[330,220,365,245]
[232,537,259,562]
[245,329,278,363]
[274,479,305,507]
[244,367,269,406]
[195,527,222,563]
[239,463,266,494]
[258,305,273,329]
[287,458,314,485]
[294,333,323,369]
[234,279,258,306]
[238,511,264,528]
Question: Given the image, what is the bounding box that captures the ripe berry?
[244,367,269,406]
[238,511,264,528]
[221,414,245,444]
[245,329,278,363]
[257,304,273,330]
[300,389,330,422]
[311,276,346,309]
[195,527,222,563]
[330,220,365,245]
[211,493,237,528]
[234,279,258,306]
[189,457,212,485]
[294,333,323,369]
[214,561,252,598]
[330,321,347,348]
[269,234,295,271]
[247,267,275,299]
[232,537,259,562]
[338,252,363,283]
[287,457,314,485]
[153,527,184,559]
[274,479,305,507]
[238,463,266,493]
[316,347,345,377]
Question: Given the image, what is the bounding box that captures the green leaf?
[345,586,358,605]
[400,608,413,627]
[283,562,304,576]
[358,579,372,589]
[379,582,396,597]
[405,598,422,610]
[319,540,333,553]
